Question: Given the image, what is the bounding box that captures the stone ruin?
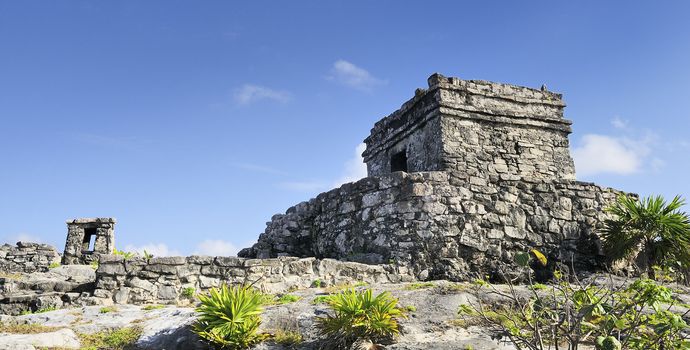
[0,73,632,312]
[239,73,625,281]
[62,218,116,265]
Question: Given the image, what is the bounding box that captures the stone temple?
[239,73,624,280]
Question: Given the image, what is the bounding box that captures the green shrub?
[602,194,690,279]
[193,284,268,349]
[112,248,136,260]
[182,287,196,298]
[90,260,99,270]
[460,249,690,350]
[143,249,154,260]
[49,262,61,269]
[316,288,406,348]
[312,279,323,288]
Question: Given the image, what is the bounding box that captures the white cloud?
[233,84,291,105]
[193,239,239,256]
[124,243,181,257]
[327,60,386,91]
[572,134,643,176]
[333,143,368,187]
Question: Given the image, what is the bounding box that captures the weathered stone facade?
[92,255,410,305]
[362,74,575,181]
[239,74,627,280]
[62,218,116,265]
[0,242,60,273]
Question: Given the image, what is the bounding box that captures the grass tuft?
[79,327,142,350]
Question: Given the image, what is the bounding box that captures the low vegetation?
[49,262,61,269]
[316,288,406,349]
[79,326,142,350]
[272,329,303,345]
[457,249,690,350]
[403,282,435,290]
[0,322,59,334]
[142,304,165,311]
[181,286,196,298]
[602,194,690,280]
[312,295,330,304]
[275,294,301,304]
[20,306,57,315]
[99,306,118,314]
[193,284,268,349]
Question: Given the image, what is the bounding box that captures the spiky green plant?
[193,284,268,349]
[316,288,405,349]
[601,195,690,278]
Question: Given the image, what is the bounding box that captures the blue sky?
[1,1,689,256]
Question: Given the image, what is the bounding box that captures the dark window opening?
[83,228,97,251]
[391,150,408,172]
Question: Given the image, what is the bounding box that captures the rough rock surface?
[240,172,621,280]
[93,255,413,305]
[0,281,522,350]
[0,328,80,350]
[239,74,629,281]
[0,242,60,274]
[0,265,97,315]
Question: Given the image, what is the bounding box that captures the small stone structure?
[239,73,628,280]
[62,218,116,265]
[0,242,60,273]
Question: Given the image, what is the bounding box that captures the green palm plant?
[316,288,405,349]
[193,284,268,349]
[601,194,690,278]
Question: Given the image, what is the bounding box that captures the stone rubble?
[0,242,60,274]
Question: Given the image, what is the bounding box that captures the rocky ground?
[0,280,518,350]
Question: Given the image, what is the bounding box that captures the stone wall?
[239,171,623,281]
[0,242,60,273]
[93,255,411,305]
[363,74,575,182]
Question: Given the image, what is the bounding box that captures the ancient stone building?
[363,74,575,181]
[239,73,625,281]
[62,218,116,265]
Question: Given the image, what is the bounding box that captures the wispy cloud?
[124,243,181,257]
[326,60,386,92]
[233,84,291,105]
[193,239,239,256]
